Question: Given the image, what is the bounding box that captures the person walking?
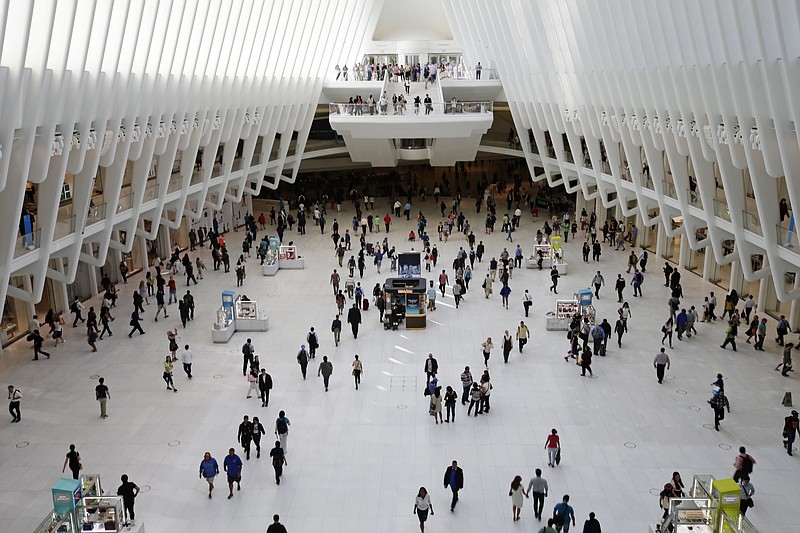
[443,460,464,511]
[527,468,549,521]
[251,416,266,458]
[29,329,50,360]
[502,330,513,363]
[481,337,493,367]
[258,368,273,407]
[95,377,110,418]
[582,512,602,533]
[720,320,738,351]
[553,495,576,533]
[275,411,290,452]
[653,348,670,384]
[352,354,363,389]
[509,475,529,521]
[242,338,255,376]
[223,447,243,499]
[269,440,287,484]
[549,266,560,293]
[267,515,288,533]
[444,386,457,422]
[414,487,434,532]
[180,345,193,379]
[545,429,560,467]
[516,321,530,353]
[738,476,755,517]
[732,446,755,481]
[615,274,626,302]
[163,355,178,392]
[777,342,796,376]
[347,303,362,338]
[7,385,21,423]
[424,353,439,384]
[538,519,559,533]
[710,390,731,431]
[331,315,342,346]
[661,318,674,348]
[467,383,482,416]
[128,310,145,338]
[579,347,593,377]
[523,289,533,316]
[783,410,799,455]
[592,271,604,299]
[318,356,333,391]
[116,474,140,525]
[238,415,254,460]
[199,451,219,499]
[614,316,626,347]
[62,444,82,479]
[297,345,309,379]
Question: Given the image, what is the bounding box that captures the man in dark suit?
[258,368,273,407]
[347,303,362,339]
[443,460,464,512]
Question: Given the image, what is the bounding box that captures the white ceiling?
[372,0,454,41]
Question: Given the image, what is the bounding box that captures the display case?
[547,300,579,331]
[212,305,235,343]
[80,475,102,498]
[527,244,552,269]
[234,298,269,332]
[278,245,304,269]
[81,496,122,532]
[383,278,427,329]
[32,510,79,533]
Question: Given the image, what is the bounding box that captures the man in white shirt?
[181,345,194,379]
[527,468,549,520]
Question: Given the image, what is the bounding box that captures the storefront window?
[2,278,30,346]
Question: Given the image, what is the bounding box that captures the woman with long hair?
[509,475,528,521]
[413,487,433,532]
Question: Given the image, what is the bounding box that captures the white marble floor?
[2,198,799,533]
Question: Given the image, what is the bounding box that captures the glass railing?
[662,180,676,198]
[118,192,134,213]
[619,166,630,181]
[777,224,797,248]
[687,188,701,207]
[742,210,761,234]
[563,151,574,164]
[144,182,159,202]
[713,199,732,222]
[86,203,106,226]
[54,214,75,240]
[328,101,492,116]
[168,176,184,193]
[641,173,654,190]
[329,66,385,82]
[439,66,499,80]
[190,168,205,186]
[14,228,40,258]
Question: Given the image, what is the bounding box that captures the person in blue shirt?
[553,494,575,532]
[443,460,464,512]
[223,447,243,499]
[676,308,688,340]
[198,452,219,499]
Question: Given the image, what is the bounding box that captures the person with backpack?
[306,328,319,358]
[614,274,626,302]
[552,494,575,532]
[776,314,791,346]
[275,411,291,453]
[632,269,643,297]
[296,345,309,379]
[70,298,86,327]
[733,446,755,481]
[709,389,731,431]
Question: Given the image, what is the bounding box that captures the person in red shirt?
[383,213,391,232]
[545,429,561,467]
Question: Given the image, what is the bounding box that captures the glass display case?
[80,474,102,498]
[235,300,259,320]
[214,306,233,329]
[81,496,122,533]
[32,510,79,533]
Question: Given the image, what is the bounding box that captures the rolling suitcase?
[362,299,369,311]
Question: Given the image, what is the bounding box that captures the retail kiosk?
[547,300,580,331]
[383,278,427,329]
[278,244,304,269]
[574,288,596,325]
[212,290,269,343]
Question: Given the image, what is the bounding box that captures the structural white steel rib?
[0,0,373,306]
[445,0,800,301]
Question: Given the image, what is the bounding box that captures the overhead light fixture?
[156,121,167,139]
[131,124,141,143]
[169,120,178,135]
[601,112,609,127]
[689,120,699,138]
[52,133,64,156]
[0,143,3,159]
[212,115,221,131]
[652,116,662,134]
[630,114,639,130]
[180,120,189,135]
[676,119,686,138]
[144,123,153,138]
[733,125,742,144]
[244,112,251,125]
[118,125,126,142]
[71,131,81,149]
[703,125,714,147]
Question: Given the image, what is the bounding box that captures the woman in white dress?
[509,475,528,521]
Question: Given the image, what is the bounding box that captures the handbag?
[555,448,561,465]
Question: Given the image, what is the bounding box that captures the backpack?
[276,418,288,434]
[70,301,78,313]
[741,454,754,474]
[242,343,251,356]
